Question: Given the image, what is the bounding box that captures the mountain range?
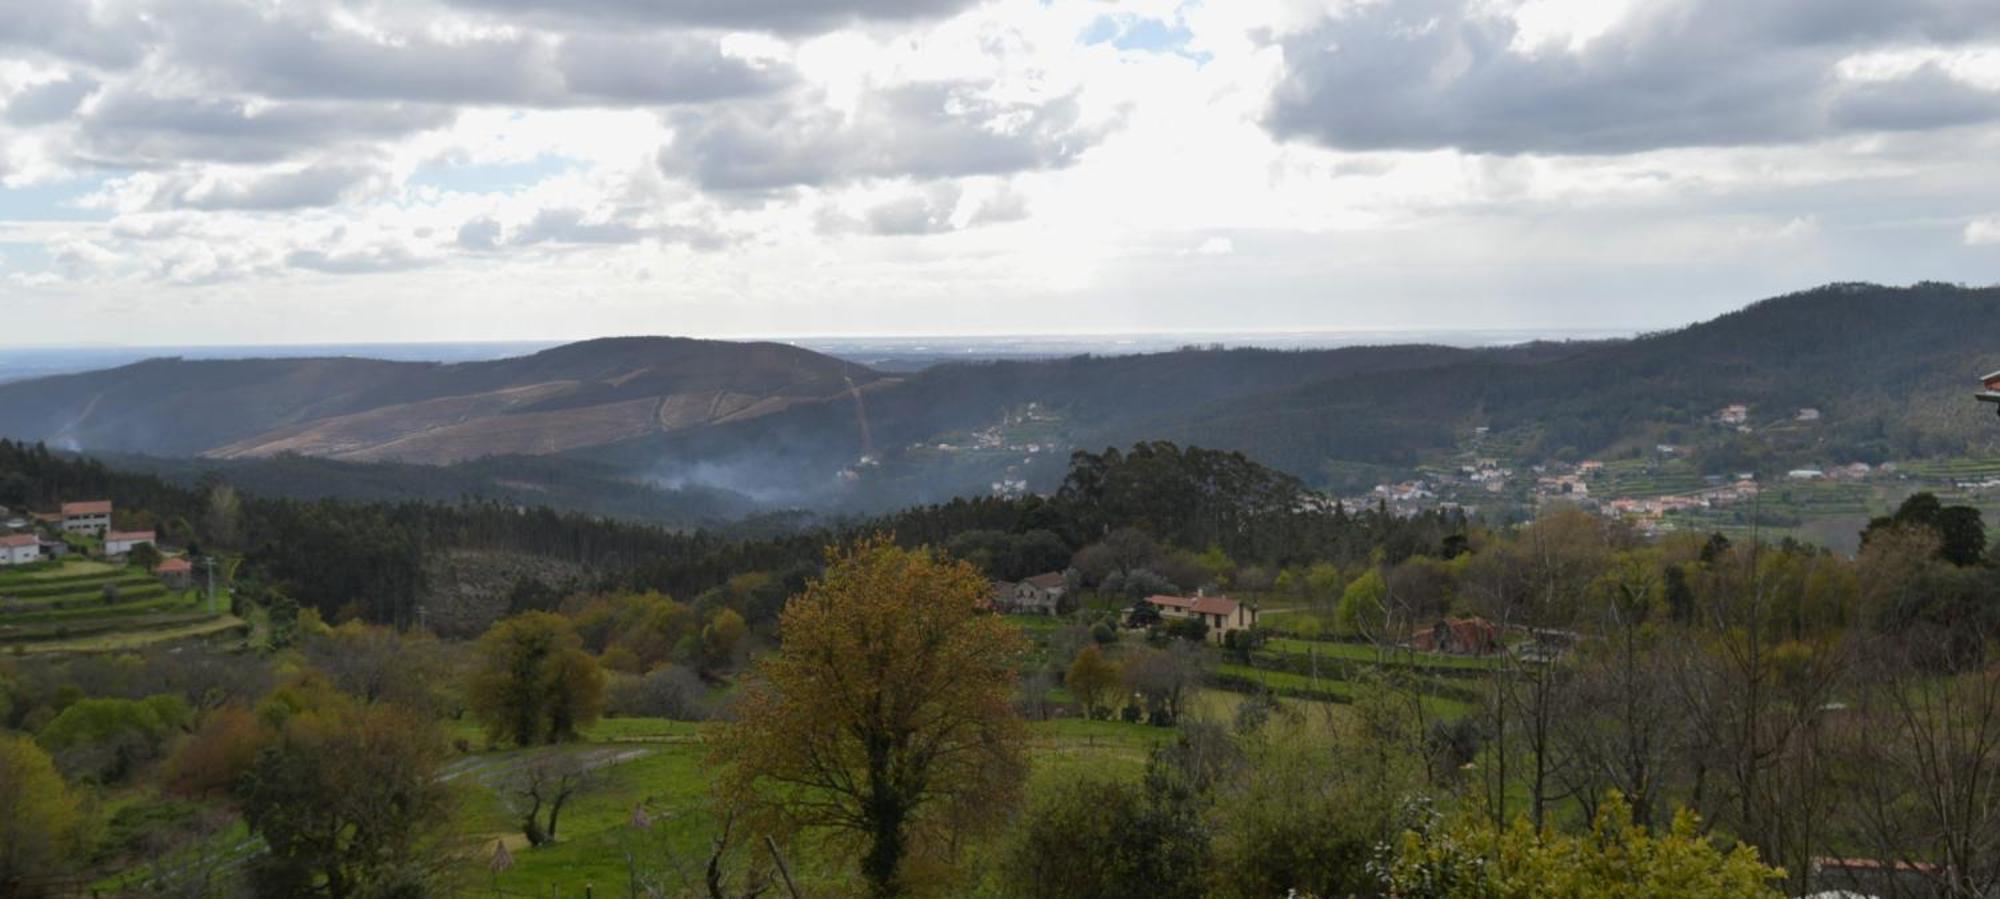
[2,282,1997,517]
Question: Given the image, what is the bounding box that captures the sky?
[0,0,1997,346]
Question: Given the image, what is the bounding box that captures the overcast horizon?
[3,0,1999,343]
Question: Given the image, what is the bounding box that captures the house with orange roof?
[104,530,156,556]
[154,557,194,590]
[0,533,38,566]
[1411,617,1500,656]
[60,500,112,535]
[1144,592,1257,642]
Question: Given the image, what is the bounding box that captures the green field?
[0,557,237,653]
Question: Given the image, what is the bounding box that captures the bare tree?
[1553,557,1680,827]
[504,750,602,847]
[1829,633,2000,899]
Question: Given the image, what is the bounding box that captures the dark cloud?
[555,35,792,104]
[167,3,557,105]
[456,216,504,250]
[864,188,960,235]
[156,163,382,211]
[6,75,99,126]
[286,245,427,274]
[442,0,979,34]
[1267,0,2000,155]
[162,3,789,107]
[659,83,1094,191]
[512,207,646,245]
[75,92,453,166]
[0,2,154,68]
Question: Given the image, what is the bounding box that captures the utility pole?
[203,555,217,613]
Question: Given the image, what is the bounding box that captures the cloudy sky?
[1,0,1998,346]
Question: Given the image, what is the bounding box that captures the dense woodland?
[3,435,2000,897]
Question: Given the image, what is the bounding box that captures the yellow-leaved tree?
[717,537,1028,898]
[1380,791,1785,898]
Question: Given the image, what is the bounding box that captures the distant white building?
[104,530,156,556]
[0,533,39,566]
[1787,469,1825,480]
[1718,404,1750,425]
[1796,407,1822,422]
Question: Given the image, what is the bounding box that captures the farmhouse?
[104,530,156,556]
[61,500,112,535]
[155,557,194,590]
[0,533,39,566]
[1411,617,1500,655]
[1000,572,1067,615]
[1144,592,1257,642]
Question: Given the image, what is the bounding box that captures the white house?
[1000,572,1067,615]
[0,533,39,566]
[104,530,156,556]
[61,500,112,535]
[1144,592,1258,643]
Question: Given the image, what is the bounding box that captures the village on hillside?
[1337,401,2000,550]
[0,498,228,654]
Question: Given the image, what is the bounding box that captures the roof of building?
[1417,617,1499,649]
[155,558,193,573]
[105,530,155,542]
[1146,593,1241,616]
[61,500,112,516]
[0,533,38,548]
[1022,572,1066,590]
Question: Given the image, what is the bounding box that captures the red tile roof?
[1022,572,1066,590]
[61,500,112,516]
[105,531,155,543]
[1145,594,1241,616]
[154,558,193,574]
[0,534,38,548]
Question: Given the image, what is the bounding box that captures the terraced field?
[0,558,244,653]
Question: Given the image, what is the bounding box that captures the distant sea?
[0,328,1633,383]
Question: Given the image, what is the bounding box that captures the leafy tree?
[1863,492,1986,567]
[1065,644,1120,719]
[127,541,164,571]
[36,694,191,783]
[0,734,85,896]
[237,701,460,898]
[1211,732,1420,899]
[699,607,748,673]
[1381,792,1784,898]
[467,611,606,746]
[1337,568,1389,637]
[717,538,1028,898]
[163,705,270,799]
[303,621,453,714]
[998,770,1209,899]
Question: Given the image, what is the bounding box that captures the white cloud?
[0,0,1996,345]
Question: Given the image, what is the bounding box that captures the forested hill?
[1148,282,2000,479]
[590,282,2000,495]
[0,438,1458,639]
[0,337,883,462]
[4,282,1996,508]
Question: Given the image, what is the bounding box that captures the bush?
[36,694,192,783]
[605,665,710,720]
